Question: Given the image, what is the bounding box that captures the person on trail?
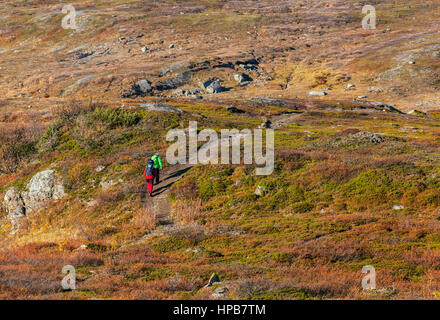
[151,153,163,184]
[143,159,155,197]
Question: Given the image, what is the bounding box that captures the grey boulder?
[140,102,182,115]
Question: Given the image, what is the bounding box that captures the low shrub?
[88,108,141,129]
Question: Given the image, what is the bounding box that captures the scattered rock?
[358,96,367,99]
[205,273,220,287]
[185,247,203,254]
[393,205,404,210]
[352,100,403,114]
[134,79,152,95]
[161,61,191,76]
[347,83,356,89]
[237,59,259,71]
[308,90,327,96]
[321,130,385,149]
[233,73,252,84]
[2,170,66,232]
[24,170,66,211]
[212,286,228,299]
[99,178,123,189]
[172,89,185,96]
[163,71,192,89]
[250,97,285,107]
[259,120,272,129]
[122,79,153,98]
[407,110,426,116]
[254,185,266,196]
[95,165,106,173]
[3,188,26,231]
[75,50,94,60]
[400,126,422,133]
[350,131,384,144]
[172,87,201,97]
[409,61,416,65]
[201,79,224,94]
[169,44,175,49]
[226,106,243,113]
[141,46,148,53]
[140,102,182,114]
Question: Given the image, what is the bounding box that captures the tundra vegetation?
[1,0,440,299]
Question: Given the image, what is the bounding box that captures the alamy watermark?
[166,121,274,175]
[362,265,376,290]
[362,5,376,30]
[60,4,376,31]
[61,5,78,30]
[61,265,76,290]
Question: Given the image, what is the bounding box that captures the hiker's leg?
[156,169,160,184]
[147,180,153,196]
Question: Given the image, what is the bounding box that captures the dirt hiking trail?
[126,163,192,246]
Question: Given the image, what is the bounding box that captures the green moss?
[86,243,108,252]
[88,108,141,128]
[251,287,317,300]
[152,236,199,253]
[271,252,294,264]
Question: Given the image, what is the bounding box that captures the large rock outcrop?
[2,169,66,232]
[3,188,26,230]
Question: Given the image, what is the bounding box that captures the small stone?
[393,205,404,210]
[260,120,272,129]
[308,91,327,96]
[347,83,356,89]
[95,165,106,173]
[141,46,148,53]
[407,110,426,116]
[86,200,97,207]
[254,185,266,196]
[169,44,175,49]
[100,179,119,189]
[233,73,252,84]
[409,61,415,65]
[212,286,228,299]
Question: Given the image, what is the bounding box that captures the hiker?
[143,159,155,197]
[151,152,163,184]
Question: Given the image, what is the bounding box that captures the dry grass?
[133,205,158,231]
[172,199,203,224]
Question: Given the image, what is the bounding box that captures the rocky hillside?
[1,0,440,299]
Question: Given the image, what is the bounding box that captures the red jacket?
[143,168,154,180]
